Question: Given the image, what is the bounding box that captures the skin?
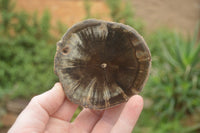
[8,83,143,133]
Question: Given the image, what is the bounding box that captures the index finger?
[111,95,143,133]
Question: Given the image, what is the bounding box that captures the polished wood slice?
[54,19,151,110]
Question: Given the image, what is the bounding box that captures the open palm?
[8,83,143,133]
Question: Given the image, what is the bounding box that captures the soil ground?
[15,0,110,27]
[132,0,200,35]
[14,0,200,36]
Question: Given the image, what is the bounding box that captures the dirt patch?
[15,0,110,27]
[132,0,200,35]
[15,0,200,36]
[0,99,29,132]
[1,113,17,127]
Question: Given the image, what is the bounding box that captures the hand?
[8,83,143,133]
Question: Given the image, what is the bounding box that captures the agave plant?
[147,25,200,119]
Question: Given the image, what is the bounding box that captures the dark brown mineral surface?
[54,19,151,110]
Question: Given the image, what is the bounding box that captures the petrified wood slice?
[54,19,151,110]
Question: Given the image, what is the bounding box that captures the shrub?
[0,0,59,102]
[146,27,200,120]
[106,0,144,34]
[84,0,92,19]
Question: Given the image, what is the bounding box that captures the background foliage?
[0,0,200,132]
[146,28,200,120]
[106,0,144,34]
[0,0,61,102]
